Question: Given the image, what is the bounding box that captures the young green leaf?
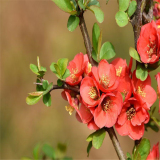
[50,62,57,74]
[33,144,40,159]
[67,15,80,32]
[36,79,44,91]
[136,64,148,81]
[78,0,86,10]
[62,157,72,160]
[97,31,102,61]
[43,93,52,107]
[126,152,132,160]
[92,128,106,149]
[133,138,150,160]
[30,64,39,75]
[127,1,137,17]
[129,47,141,63]
[100,42,116,60]
[42,144,55,159]
[88,0,100,7]
[57,79,64,87]
[43,80,49,90]
[86,132,95,142]
[87,141,92,157]
[119,0,130,11]
[57,143,67,153]
[89,6,104,23]
[152,117,160,127]
[57,58,68,76]
[43,82,53,95]
[54,64,61,76]
[92,23,100,53]
[26,95,42,105]
[28,91,43,97]
[62,69,70,80]
[37,56,41,71]
[40,66,47,72]
[145,120,159,132]
[91,49,98,62]
[51,0,73,13]
[115,11,129,27]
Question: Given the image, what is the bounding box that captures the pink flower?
[65,53,84,86]
[115,98,149,140]
[94,92,123,128]
[137,21,160,64]
[132,71,157,110]
[155,72,160,114]
[80,77,100,107]
[147,142,159,160]
[92,59,119,92]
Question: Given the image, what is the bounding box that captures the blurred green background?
[1,0,160,159]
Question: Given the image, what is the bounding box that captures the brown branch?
[49,83,80,93]
[105,127,125,160]
[79,11,98,66]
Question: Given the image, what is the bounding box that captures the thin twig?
[105,127,125,160]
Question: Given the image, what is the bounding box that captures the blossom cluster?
[61,52,159,140]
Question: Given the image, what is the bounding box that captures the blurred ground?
[0,0,160,159]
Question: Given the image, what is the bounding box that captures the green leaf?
[97,31,102,61]
[136,63,148,81]
[43,82,53,95]
[33,144,40,159]
[42,144,55,159]
[92,128,106,149]
[57,79,64,87]
[37,56,41,71]
[30,64,39,75]
[92,23,100,53]
[28,91,43,97]
[62,69,70,80]
[89,6,104,23]
[21,157,32,160]
[54,64,61,77]
[67,15,80,32]
[51,0,73,13]
[100,42,116,60]
[26,95,42,105]
[40,66,47,72]
[92,49,98,62]
[119,0,130,11]
[87,141,92,157]
[133,138,150,160]
[62,157,72,160]
[152,117,160,127]
[145,120,159,132]
[88,0,100,7]
[126,152,132,160]
[57,58,68,76]
[86,132,95,142]
[42,80,49,90]
[50,62,57,74]
[115,11,129,27]
[43,93,52,107]
[70,0,77,9]
[129,47,141,63]
[57,143,67,153]
[36,79,44,91]
[127,1,137,17]
[78,0,85,10]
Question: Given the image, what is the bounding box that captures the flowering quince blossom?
[147,142,159,160]
[155,72,160,114]
[94,92,123,128]
[115,98,150,140]
[83,54,92,77]
[65,52,84,86]
[92,59,119,92]
[154,0,160,18]
[111,58,132,101]
[132,71,157,110]
[137,20,160,64]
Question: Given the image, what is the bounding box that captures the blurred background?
[1,0,160,159]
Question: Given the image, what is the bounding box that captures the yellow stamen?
[116,66,122,77]
[126,106,136,120]
[88,87,98,100]
[100,74,110,88]
[137,85,146,97]
[65,106,75,115]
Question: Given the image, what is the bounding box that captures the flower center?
[126,106,136,120]
[88,87,98,100]
[100,74,110,88]
[65,106,75,115]
[116,66,122,77]
[147,40,157,58]
[137,85,146,97]
[101,97,113,112]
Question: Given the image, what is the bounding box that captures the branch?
[105,127,125,160]
[79,11,98,66]
[49,83,80,93]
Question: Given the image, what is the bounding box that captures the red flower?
[65,53,84,86]
[155,72,160,114]
[87,119,99,130]
[83,54,92,77]
[92,59,119,92]
[137,21,160,64]
[154,0,160,19]
[115,98,149,140]
[80,77,100,107]
[94,92,123,128]
[132,71,157,110]
[147,142,159,160]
